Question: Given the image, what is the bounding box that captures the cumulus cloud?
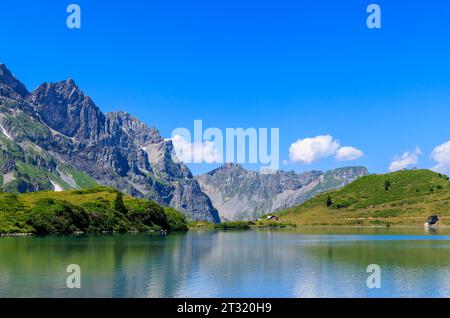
[431,140,450,174]
[389,147,422,172]
[171,134,221,164]
[288,135,363,164]
[289,135,340,164]
[336,146,364,161]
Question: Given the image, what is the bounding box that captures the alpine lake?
[1,227,450,298]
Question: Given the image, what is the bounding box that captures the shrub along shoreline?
[188,220,296,230]
[0,186,188,235]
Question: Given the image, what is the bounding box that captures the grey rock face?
[0,64,29,98]
[0,65,220,223]
[28,80,107,142]
[196,163,369,220]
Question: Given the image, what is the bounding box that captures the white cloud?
[336,146,364,161]
[288,135,363,164]
[171,134,221,164]
[389,147,422,172]
[431,140,450,174]
[289,135,339,164]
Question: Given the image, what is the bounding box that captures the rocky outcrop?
[196,163,369,220]
[0,64,29,98]
[29,79,106,142]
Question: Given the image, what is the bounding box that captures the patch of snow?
[0,123,12,140]
[50,181,64,192]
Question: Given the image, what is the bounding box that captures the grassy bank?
[0,186,188,234]
[276,169,450,226]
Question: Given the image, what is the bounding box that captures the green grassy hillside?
[0,186,187,234]
[276,170,450,226]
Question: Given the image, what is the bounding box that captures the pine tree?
[384,180,391,191]
[113,192,127,215]
[326,196,333,207]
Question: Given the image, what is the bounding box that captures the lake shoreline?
[2,222,448,237]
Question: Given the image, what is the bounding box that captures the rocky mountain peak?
[328,166,369,179]
[0,64,29,97]
[32,78,85,105]
[106,111,163,145]
[209,162,244,175]
[28,79,105,140]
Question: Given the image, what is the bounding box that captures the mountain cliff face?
[196,163,369,220]
[0,64,220,223]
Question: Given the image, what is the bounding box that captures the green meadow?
[0,186,187,234]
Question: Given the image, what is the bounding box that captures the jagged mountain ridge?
[196,163,369,220]
[0,64,220,223]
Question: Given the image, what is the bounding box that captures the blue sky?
[1,0,449,175]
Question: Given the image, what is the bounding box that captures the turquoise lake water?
[1,227,450,298]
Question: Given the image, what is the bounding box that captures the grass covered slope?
[277,170,450,226]
[0,186,188,234]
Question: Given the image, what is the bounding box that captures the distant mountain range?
[0,64,369,223]
[196,163,368,220]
